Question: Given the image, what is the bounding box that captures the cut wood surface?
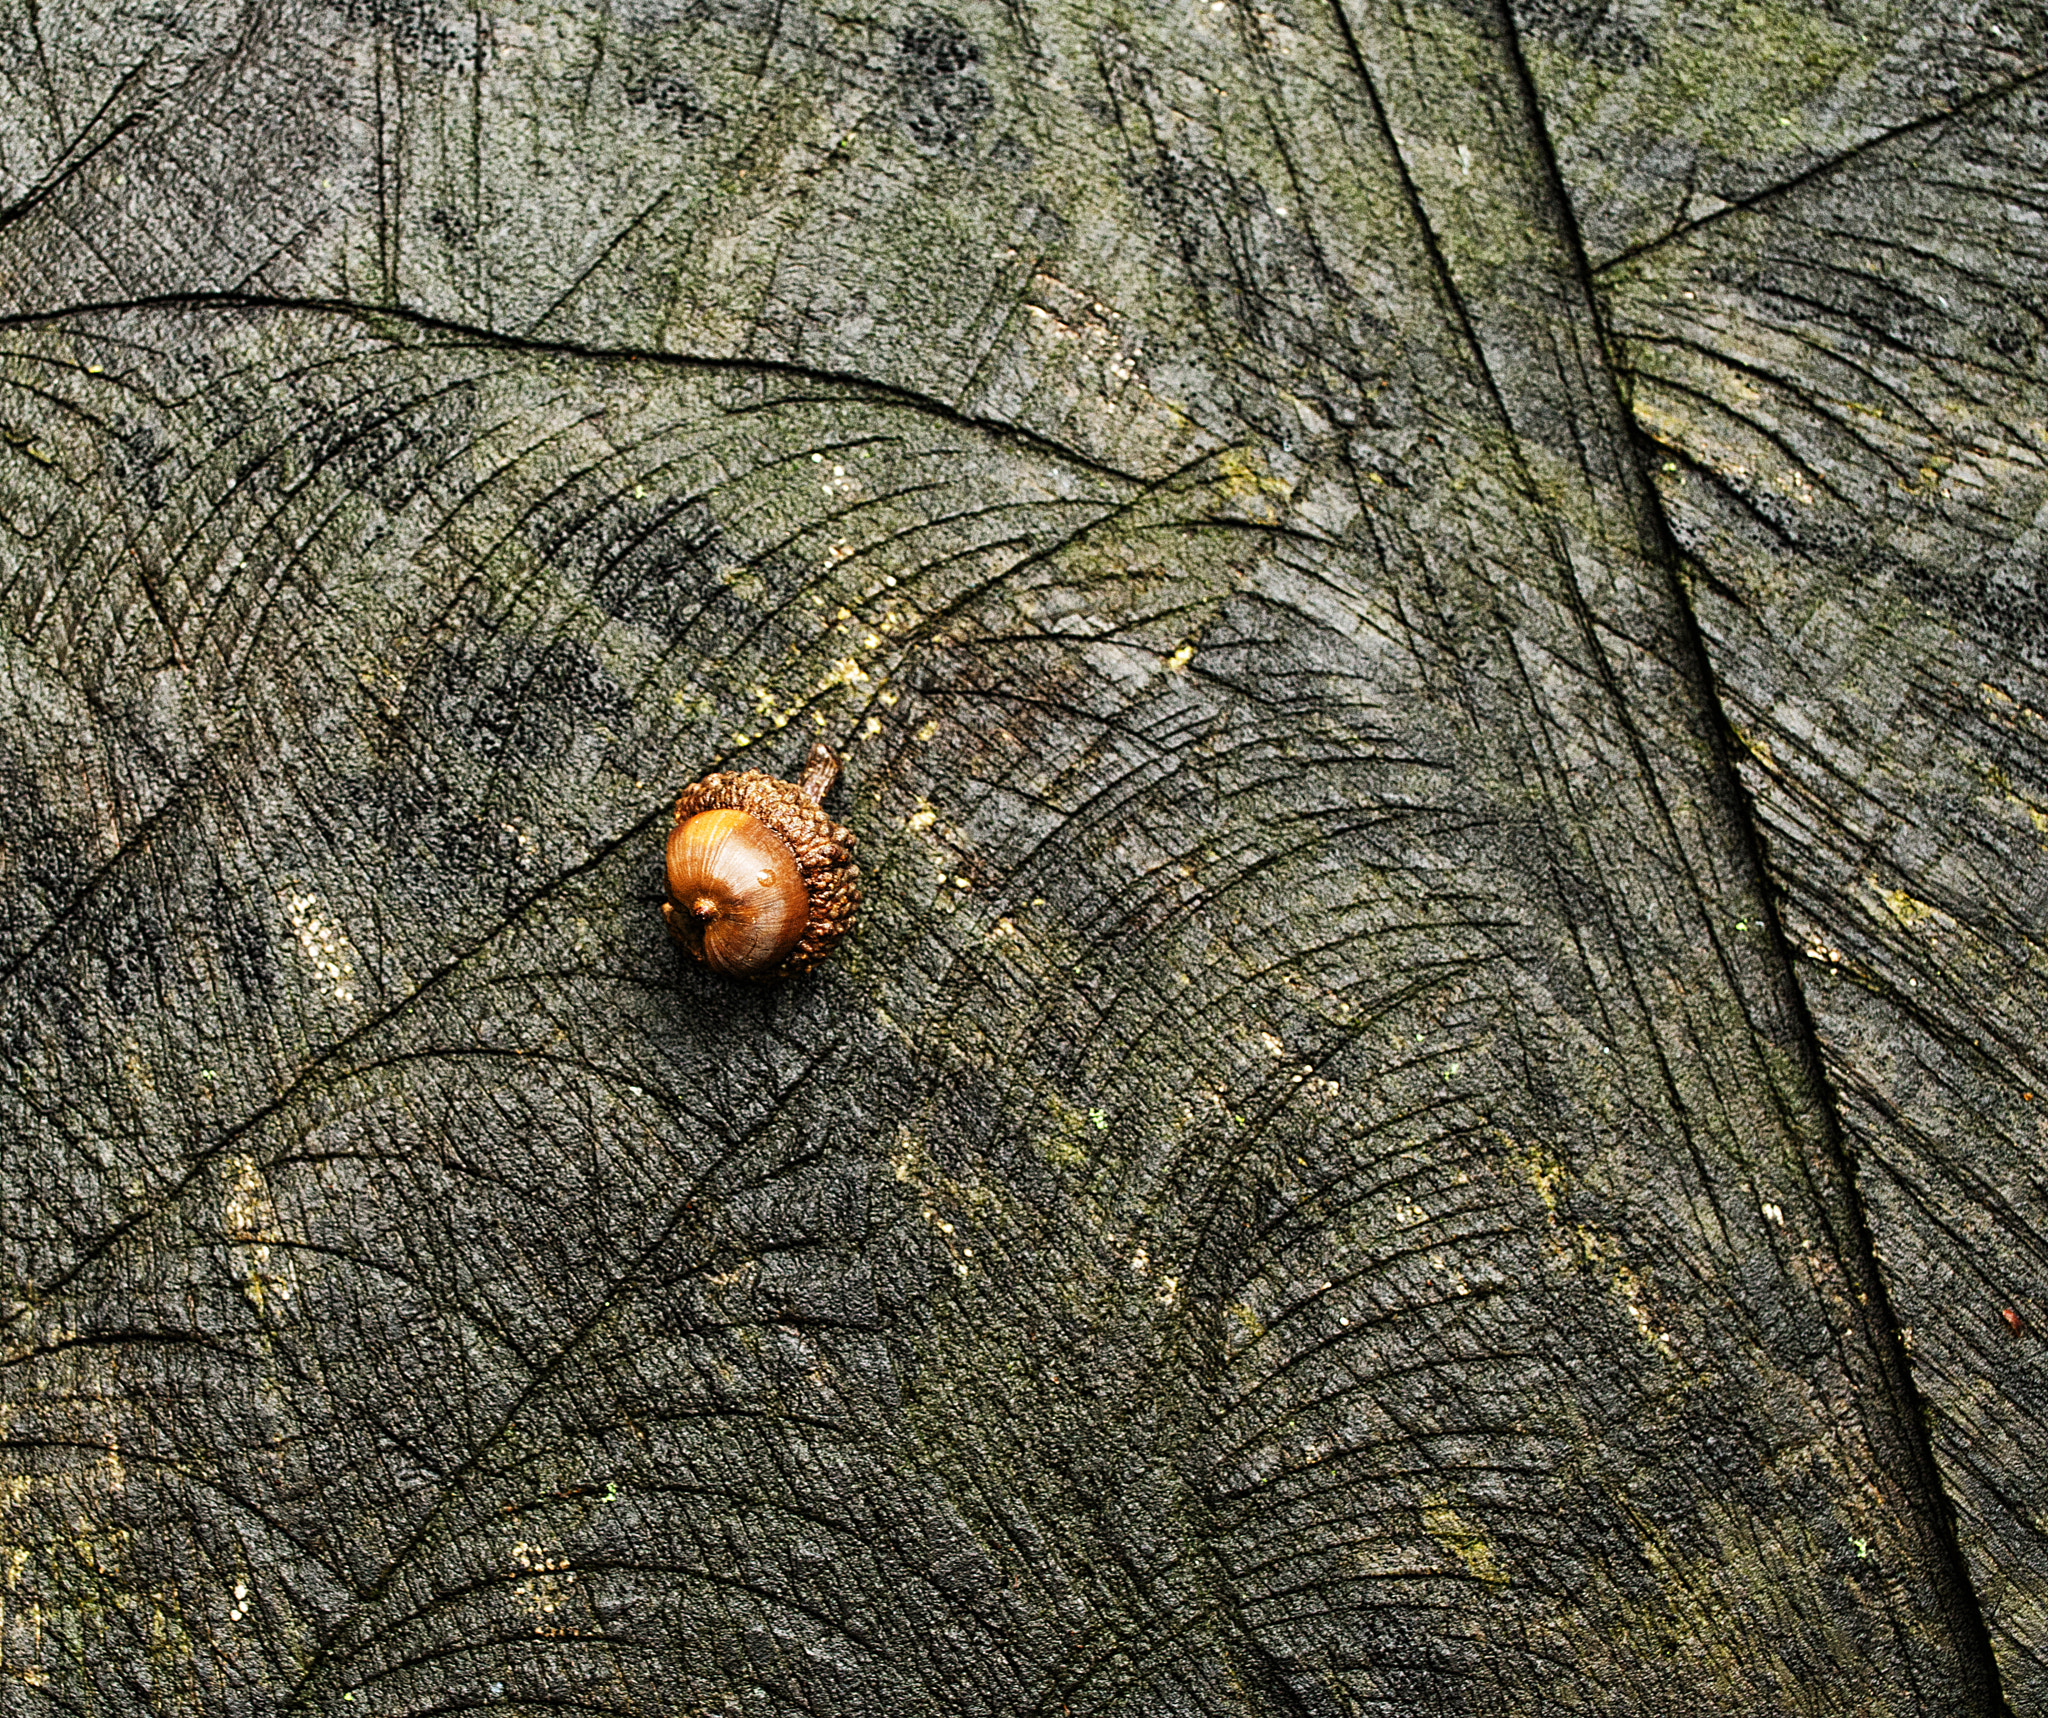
[0,0,2039,1710]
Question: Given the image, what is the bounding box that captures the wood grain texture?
[0,0,2028,1709]
[1596,56,2048,1706]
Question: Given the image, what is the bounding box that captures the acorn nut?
[663,742,860,979]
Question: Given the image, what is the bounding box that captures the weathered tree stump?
[2,0,2041,1709]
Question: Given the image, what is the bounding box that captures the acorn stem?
[799,742,841,805]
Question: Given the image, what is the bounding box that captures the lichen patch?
[279,888,359,1003]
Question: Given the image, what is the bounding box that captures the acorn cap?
[668,753,860,979]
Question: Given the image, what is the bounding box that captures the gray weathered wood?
[1594,46,2048,1706]
[1,0,2032,1709]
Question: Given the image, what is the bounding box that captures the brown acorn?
[662,742,860,979]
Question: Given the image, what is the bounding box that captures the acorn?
[662,743,860,979]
